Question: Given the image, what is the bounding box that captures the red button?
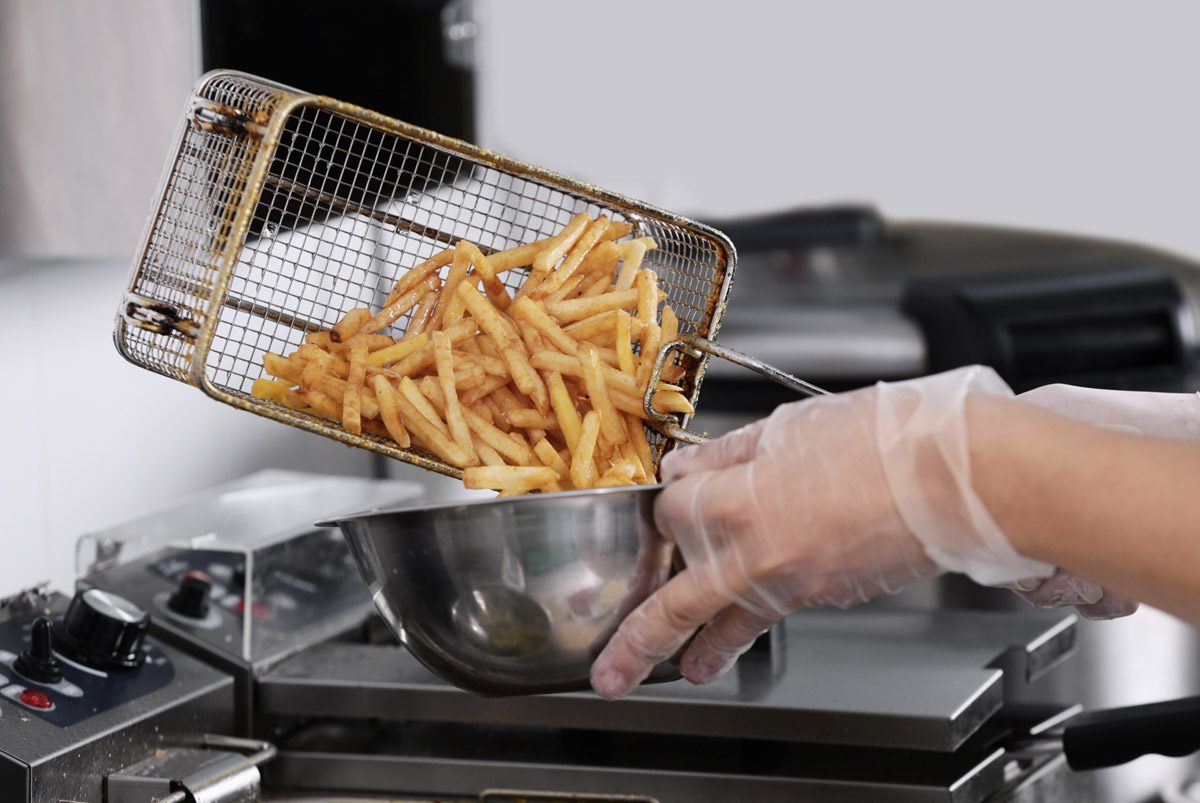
[234,599,271,621]
[19,689,53,710]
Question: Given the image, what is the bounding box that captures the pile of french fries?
[250,213,691,495]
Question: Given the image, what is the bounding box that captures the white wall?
[476,0,1200,260]
[0,258,377,598]
[0,0,199,259]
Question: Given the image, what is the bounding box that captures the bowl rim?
[314,482,665,528]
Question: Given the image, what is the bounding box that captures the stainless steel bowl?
[320,485,681,696]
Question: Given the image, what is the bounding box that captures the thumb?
[661,418,767,482]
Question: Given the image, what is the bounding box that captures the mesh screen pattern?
[118,72,732,475]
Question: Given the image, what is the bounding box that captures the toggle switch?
[14,617,63,684]
[167,571,213,620]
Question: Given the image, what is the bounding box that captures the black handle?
[1063,694,1200,771]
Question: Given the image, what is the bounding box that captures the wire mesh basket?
[115,71,736,478]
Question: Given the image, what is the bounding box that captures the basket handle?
[646,336,830,444]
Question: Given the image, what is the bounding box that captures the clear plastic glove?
[590,366,1052,700]
[1001,383,1200,620]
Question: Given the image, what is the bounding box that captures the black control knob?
[167,571,212,619]
[14,617,63,684]
[54,588,149,670]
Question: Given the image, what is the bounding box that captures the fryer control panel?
[0,600,174,728]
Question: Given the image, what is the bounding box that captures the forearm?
[967,395,1200,625]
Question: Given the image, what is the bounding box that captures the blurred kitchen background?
[1,1,1199,800]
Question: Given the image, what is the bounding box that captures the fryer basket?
[116,71,736,477]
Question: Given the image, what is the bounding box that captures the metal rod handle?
[647,335,830,445]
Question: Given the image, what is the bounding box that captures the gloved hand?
[590,366,1054,700]
[1002,383,1200,620]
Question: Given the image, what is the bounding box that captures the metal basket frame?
[116,71,736,478]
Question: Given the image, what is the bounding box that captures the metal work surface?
[262,716,1087,802]
[259,608,1075,752]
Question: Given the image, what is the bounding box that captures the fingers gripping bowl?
[321,484,681,696]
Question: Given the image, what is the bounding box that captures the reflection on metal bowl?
[322,485,680,696]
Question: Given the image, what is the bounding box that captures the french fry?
[342,340,369,435]
[456,282,548,412]
[484,397,510,431]
[661,304,679,345]
[458,240,511,309]
[367,333,429,367]
[577,241,622,277]
[423,379,537,466]
[597,459,639,488]
[434,330,478,465]
[298,388,341,420]
[530,351,640,396]
[533,213,590,272]
[464,466,559,493]
[389,318,477,377]
[518,321,547,356]
[460,349,508,376]
[362,275,437,334]
[545,274,587,305]
[276,387,313,414]
[489,241,541,273]
[298,345,350,379]
[579,272,614,298]
[250,378,292,402]
[601,220,633,242]
[464,404,538,465]
[608,388,651,419]
[563,309,645,341]
[546,371,583,452]
[570,411,601,489]
[636,269,659,346]
[619,440,647,481]
[397,377,450,434]
[372,375,411,448]
[405,285,441,338]
[503,408,559,430]
[615,238,656,290]
[384,247,453,305]
[636,322,662,392]
[582,346,626,445]
[429,246,473,331]
[462,373,511,405]
[545,289,639,324]
[332,333,394,353]
[307,372,379,419]
[305,331,333,349]
[473,400,495,425]
[454,363,486,390]
[331,308,372,343]
[616,311,635,375]
[515,269,547,299]
[651,389,696,414]
[393,378,474,467]
[659,304,685,381]
[510,297,579,356]
[472,434,506,466]
[533,438,571,482]
[628,419,657,479]
[263,353,303,385]
[532,216,609,299]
